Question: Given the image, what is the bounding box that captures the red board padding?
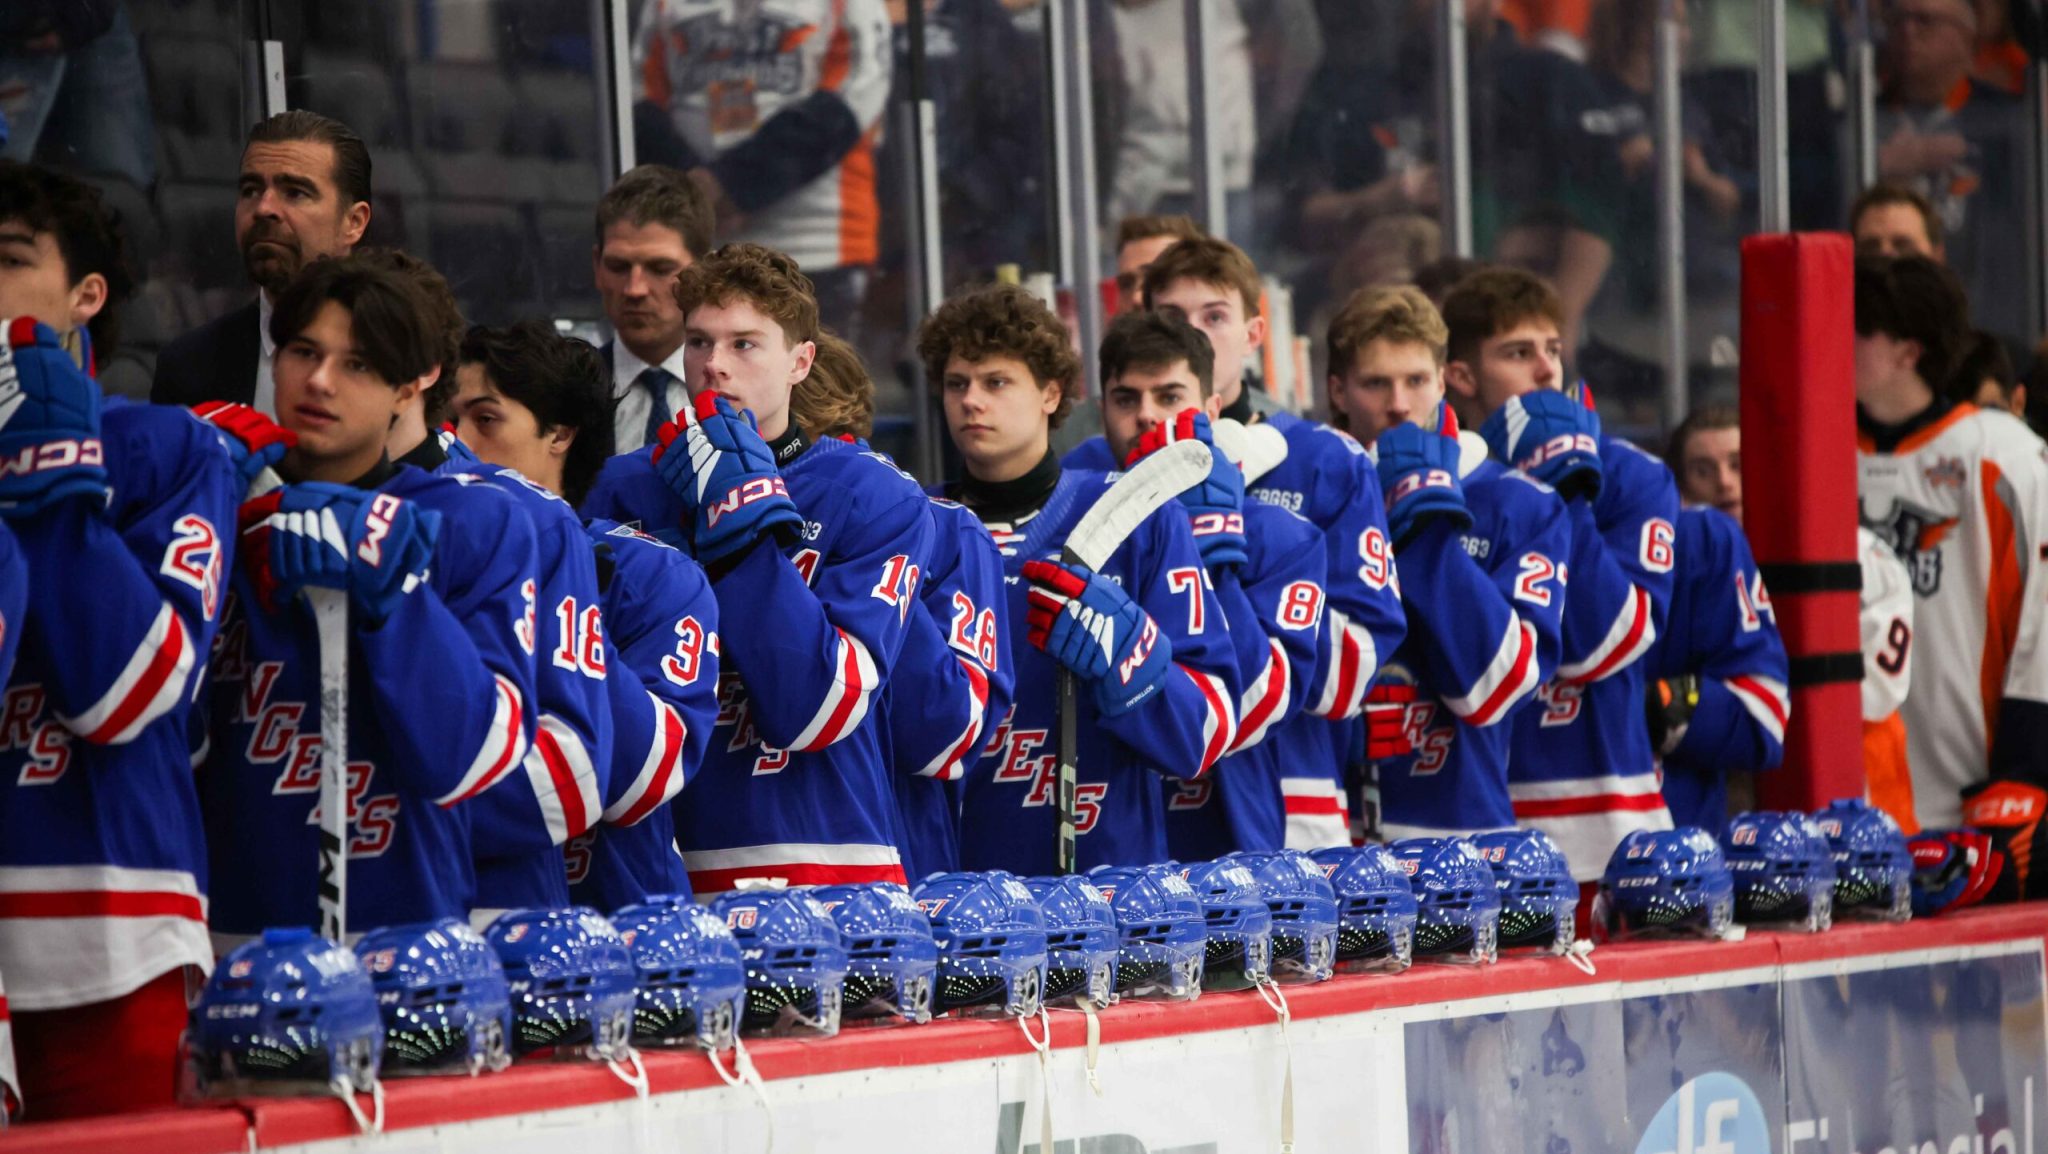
[1740,232,1865,809]
[12,906,2045,1153]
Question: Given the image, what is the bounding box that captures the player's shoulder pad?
[787,436,931,518]
[1678,504,1741,566]
[1601,435,1678,486]
[590,517,677,553]
[107,398,236,470]
[388,465,539,578]
[1060,436,1117,472]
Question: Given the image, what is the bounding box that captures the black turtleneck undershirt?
[953,447,1061,523]
[1858,394,1955,453]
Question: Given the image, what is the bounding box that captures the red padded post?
[1739,233,1866,809]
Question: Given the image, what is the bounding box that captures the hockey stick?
[249,467,350,941]
[1209,418,1288,486]
[1052,439,1214,872]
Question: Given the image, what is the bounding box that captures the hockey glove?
[1960,779,2048,903]
[1372,414,1470,550]
[192,400,296,488]
[240,483,440,624]
[1646,674,1701,756]
[437,422,480,467]
[651,391,803,566]
[1908,828,2003,917]
[1364,682,1419,760]
[1125,408,1248,572]
[0,316,107,517]
[1479,388,1603,502]
[1022,558,1175,717]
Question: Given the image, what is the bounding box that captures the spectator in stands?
[592,165,712,455]
[355,247,466,470]
[1665,404,1742,524]
[631,0,890,340]
[1851,183,1945,261]
[1875,0,2028,338]
[0,2,155,191]
[148,110,370,412]
[1952,328,2028,420]
[1413,255,1487,307]
[1114,214,1203,315]
[1104,0,1258,245]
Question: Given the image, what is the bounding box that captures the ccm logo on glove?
[357,492,405,566]
[1516,432,1601,470]
[1118,618,1160,686]
[0,436,102,478]
[706,475,791,528]
[1387,468,1455,503]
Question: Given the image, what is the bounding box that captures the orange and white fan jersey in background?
[1859,405,2048,830]
[1858,525,1918,832]
[633,0,892,271]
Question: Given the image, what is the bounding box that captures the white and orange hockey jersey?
[1858,525,1917,832]
[633,0,892,271]
[1859,404,2048,830]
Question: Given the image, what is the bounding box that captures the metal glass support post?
[1184,0,1228,239]
[1655,0,1688,429]
[599,0,636,179]
[1436,0,1473,258]
[1050,0,1103,395]
[898,0,944,479]
[2035,56,2048,337]
[250,0,285,123]
[1847,0,1878,190]
[1756,0,1790,233]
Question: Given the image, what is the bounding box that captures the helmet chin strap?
[606,1047,650,1100]
[333,1075,384,1136]
[709,1032,776,1154]
[1565,937,1599,976]
[1254,977,1297,1154]
[1018,1008,1055,1154]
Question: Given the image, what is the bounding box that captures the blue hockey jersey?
[445,467,613,915]
[951,469,1242,874]
[1650,507,1790,829]
[1506,436,1679,878]
[204,464,540,938]
[583,437,933,894]
[1164,500,1327,860]
[567,519,720,910]
[0,522,20,689]
[0,401,237,1010]
[885,497,1011,882]
[1376,451,1568,842]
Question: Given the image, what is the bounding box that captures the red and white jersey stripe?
[0,971,14,1122]
[435,674,529,806]
[1309,609,1380,720]
[519,715,604,845]
[1280,775,1350,850]
[1557,584,1657,685]
[603,692,689,827]
[61,604,194,745]
[1231,637,1292,754]
[1725,674,1790,745]
[787,628,879,752]
[1182,665,1237,776]
[1510,772,1674,880]
[682,842,906,897]
[1445,618,1542,727]
[0,864,211,1011]
[915,658,990,781]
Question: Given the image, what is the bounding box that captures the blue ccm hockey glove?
[239,482,440,624]
[436,422,481,467]
[651,391,803,566]
[193,400,297,488]
[1479,387,1603,501]
[1372,405,1470,549]
[1124,408,1248,572]
[0,317,108,517]
[1023,558,1175,717]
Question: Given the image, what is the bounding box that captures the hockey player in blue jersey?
[921,285,1242,873]
[583,243,933,894]
[1086,311,1325,858]
[1442,268,1680,876]
[202,257,542,943]
[451,321,720,909]
[1649,412,1790,828]
[786,332,1011,880]
[0,522,19,689]
[1325,286,1566,843]
[0,163,239,1118]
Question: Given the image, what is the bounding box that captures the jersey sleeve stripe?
[0,887,207,921]
[1447,618,1540,727]
[787,627,878,753]
[1279,776,1345,815]
[436,674,529,806]
[604,694,688,827]
[915,657,990,781]
[1231,638,1291,753]
[1182,666,1237,777]
[1725,674,1791,742]
[521,717,600,845]
[1557,584,1657,684]
[682,841,905,896]
[1310,609,1370,719]
[62,604,194,745]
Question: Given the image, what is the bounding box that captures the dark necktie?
[638,366,674,450]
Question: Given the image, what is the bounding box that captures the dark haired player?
[0,161,239,1119]
[453,321,720,909]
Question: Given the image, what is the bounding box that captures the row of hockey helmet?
[813,883,939,1025]
[486,908,638,1060]
[1308,844,1418,973]
[1027,876,1120,1008]
[1813,799,1913,922]
[708,889,848,1037]
[1470,829,1578,954]
[1721,812,1836,932]
[1598,828,1736,940]
[187,928,386,1098]
[1225,851,1339,983]
[612,896,747,1049]
[1086,864,1207,1001]
[1390,837,1502,964]
[1177,859,1273,991]
[354,918,512,1074]
[913,872,1049,1018]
